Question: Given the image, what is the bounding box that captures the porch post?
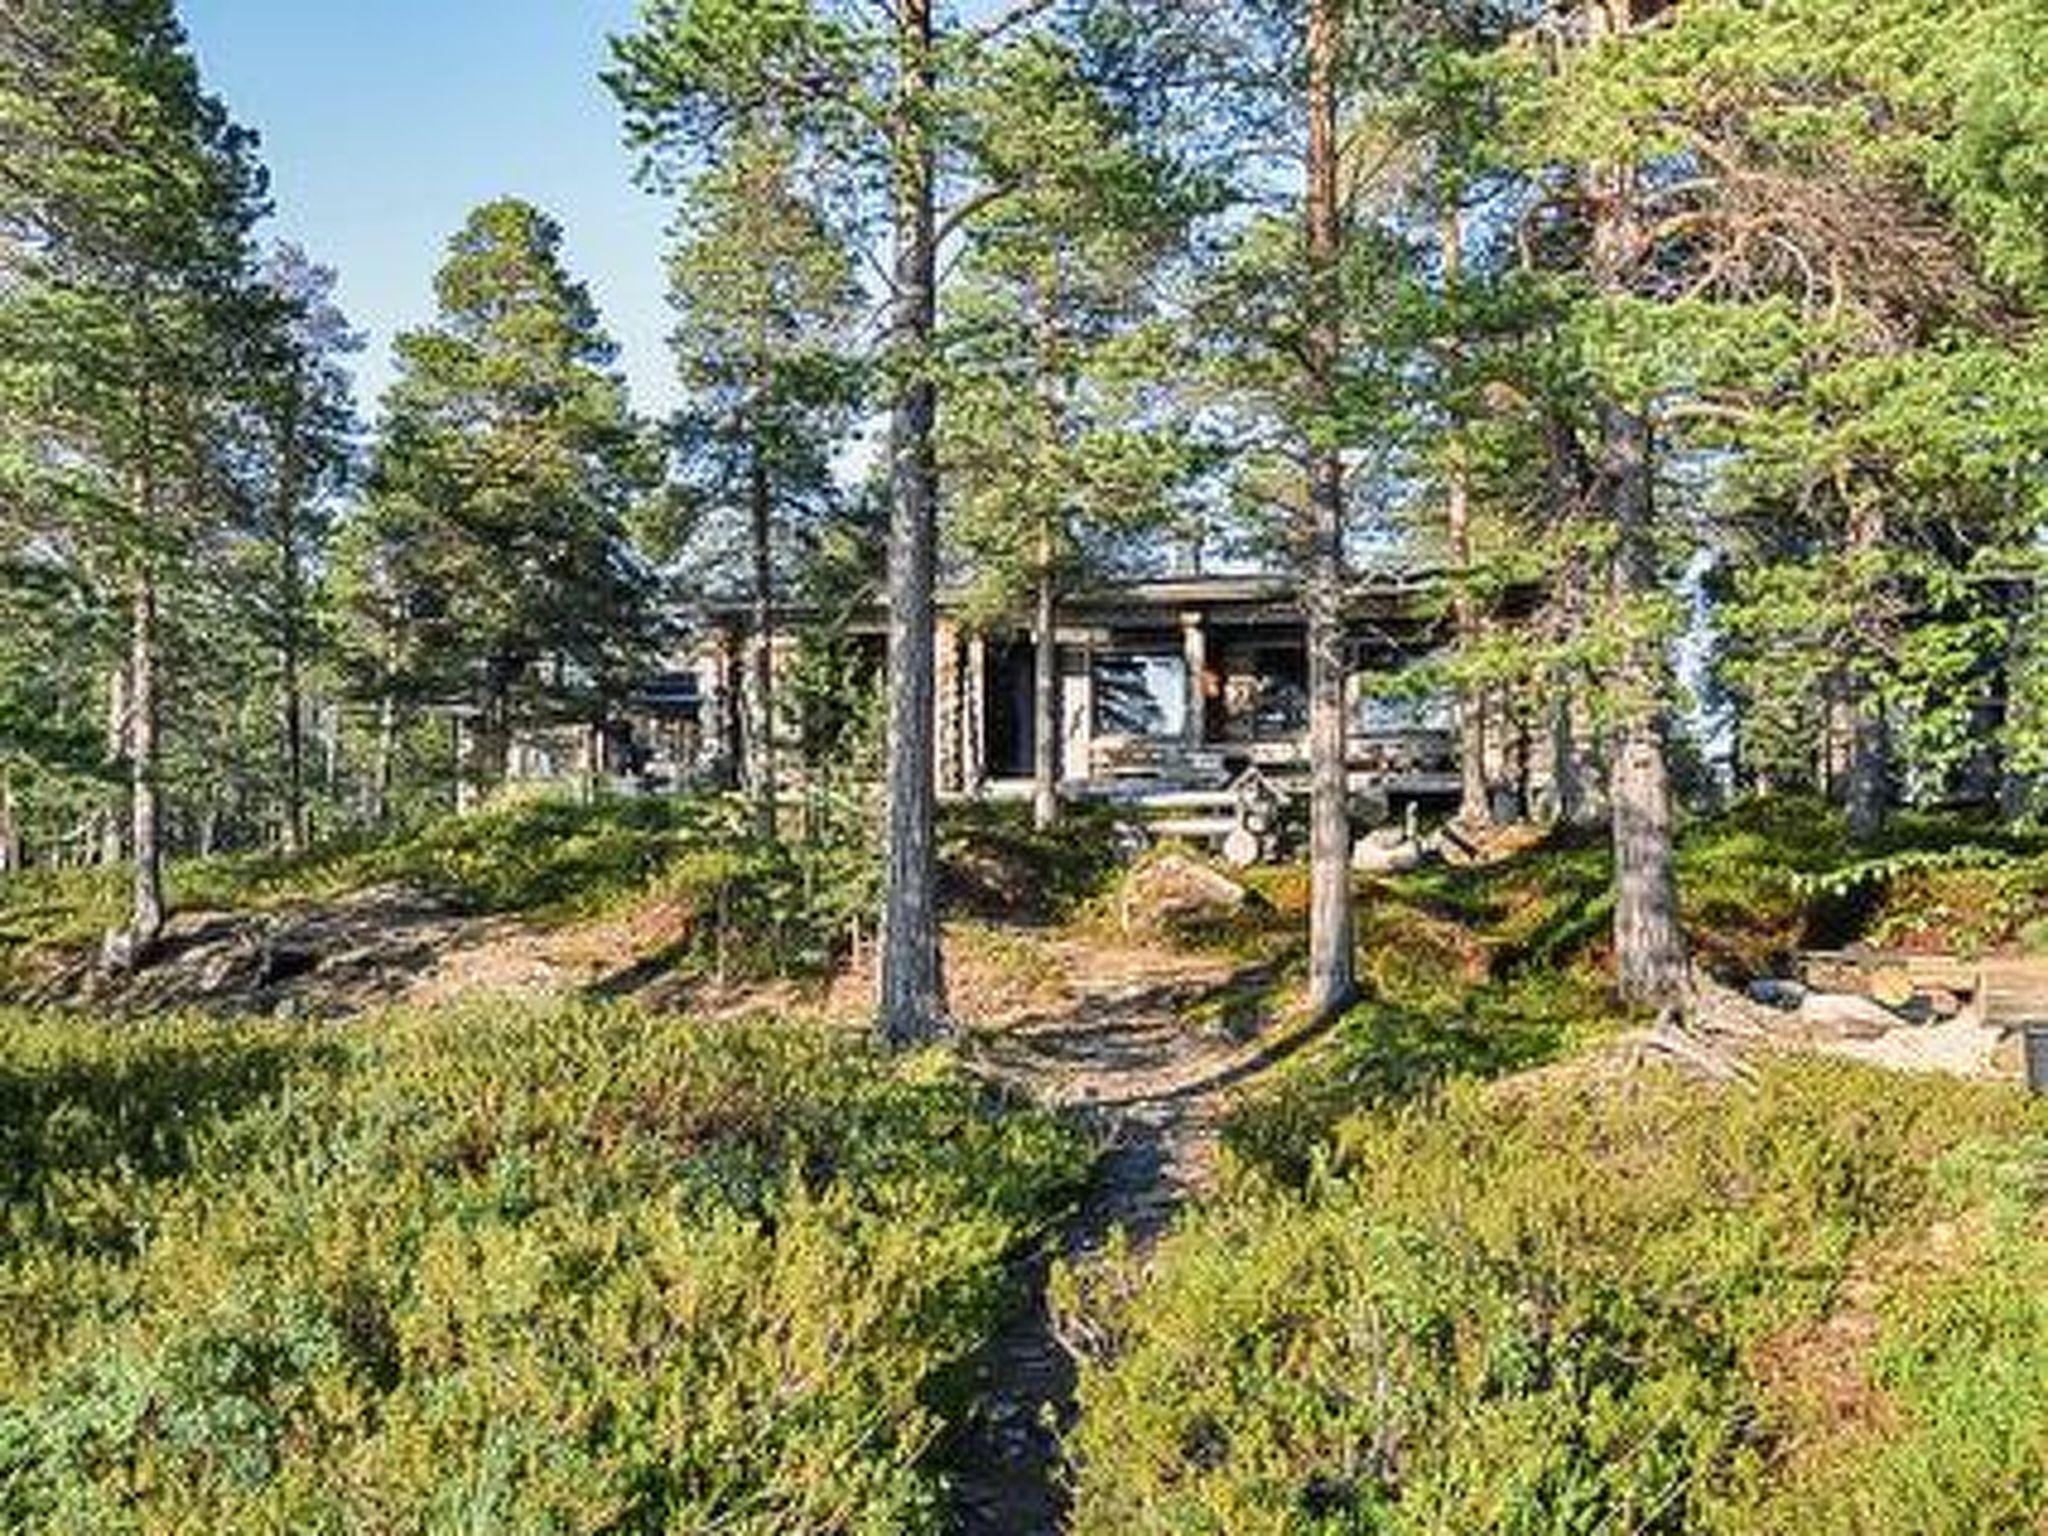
[1064,642,1095,786]
[935,615,961,794]
[1182,611,1208,750]
[965,632,988,795]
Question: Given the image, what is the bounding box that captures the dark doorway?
[985,640,1037,779]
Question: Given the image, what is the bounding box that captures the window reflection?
[1094,653,1188,739]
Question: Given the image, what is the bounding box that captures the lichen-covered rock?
[1800,991,1903,1040]
[1352,828,1428,876]
[1117,851,1251,937]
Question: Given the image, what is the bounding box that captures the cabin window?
[1093,652,1188,739]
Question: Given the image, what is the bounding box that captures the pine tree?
[226,243,360,854]
[1091,0,1430,1021]
[0,0,269,953]
[611,0,1071,1047]
[646,127,862,839]
[940,37,1193,830]
[342,200,663,806]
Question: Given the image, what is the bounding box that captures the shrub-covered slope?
[0,1003,1087,1532]
[1065,1062,2048,1534]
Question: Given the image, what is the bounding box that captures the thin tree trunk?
[101,661,128,866]
[1552,691,1583,825]
[878,0,946,1047]
[1303,0,1355,1023]
[128,565,165,953]
[2000,582,2037,820]
[473,666,513,802]
[277,419,310,858]
[1033,527,1060,831]
[1442,207,1489,827]
[0,768,19,874]
[281,641,307,856]
[321,697,340,800]
[748,448,778,840]
[1602,401,1686,1006]
[1843,498,1889,842]
[371,692,397,826]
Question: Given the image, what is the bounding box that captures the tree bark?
[1552,692,1584,825]
[1843,499,1889,842]
[1602,402,1687,1006]
[128,564,165,952]
[878,0,947,1048]
[1303,0,1356,1023]
[748,447,778,841]
[1033,526,1060,831]
[277,412,310,858]
[281,639,307,856]
[371,692,397,826]
[100,661,128,866]
[1999,582,2037,820]
[0,768,19,875]
[1441,207,1489,827]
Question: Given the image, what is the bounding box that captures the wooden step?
[1148,816,1238,841]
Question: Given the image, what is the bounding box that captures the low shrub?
[1064,1061,2048,1535]
[0,794,879,987]
[939,801,1130,924]
[1224,967,1618,1184]
[0,1003,1087,1532]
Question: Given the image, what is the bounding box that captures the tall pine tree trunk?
[371,692,397,826]
[281,640,307,856]
[1031,284,1063,834]
[878,0,946,1047]
[1552,684,1585,825]
[0,768,19,874]
[100,661,128,867]
[2000,582,2038,820]
[277,442,309,857]
[1303,0,1356,1022]
[1442,208,1489,828]
[1602,402,1686,1006]
[1033,525,1059,832]
[1843,498,1889,842]
[748,448,778,841]
[128,564,165,953]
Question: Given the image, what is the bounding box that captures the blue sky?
[180,0,678,417]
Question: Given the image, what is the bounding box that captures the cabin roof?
[696,567,1450,634]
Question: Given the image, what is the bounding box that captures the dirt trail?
[6,885,734,1020]
[944,935,1316,1536]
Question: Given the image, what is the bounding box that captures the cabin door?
[983,640,1037,780]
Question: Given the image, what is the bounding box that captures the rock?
[1221,826,1263,869]
[257,944,319,988]
[1118,852,1250,936]
[1868,965,1916,1009]
[1746,977,1807,1011]
[1799,991,1903,1041]
[1352,827,1427,876]
[1921,987,1965,1020]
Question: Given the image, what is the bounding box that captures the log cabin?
[502,567,1591,833]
